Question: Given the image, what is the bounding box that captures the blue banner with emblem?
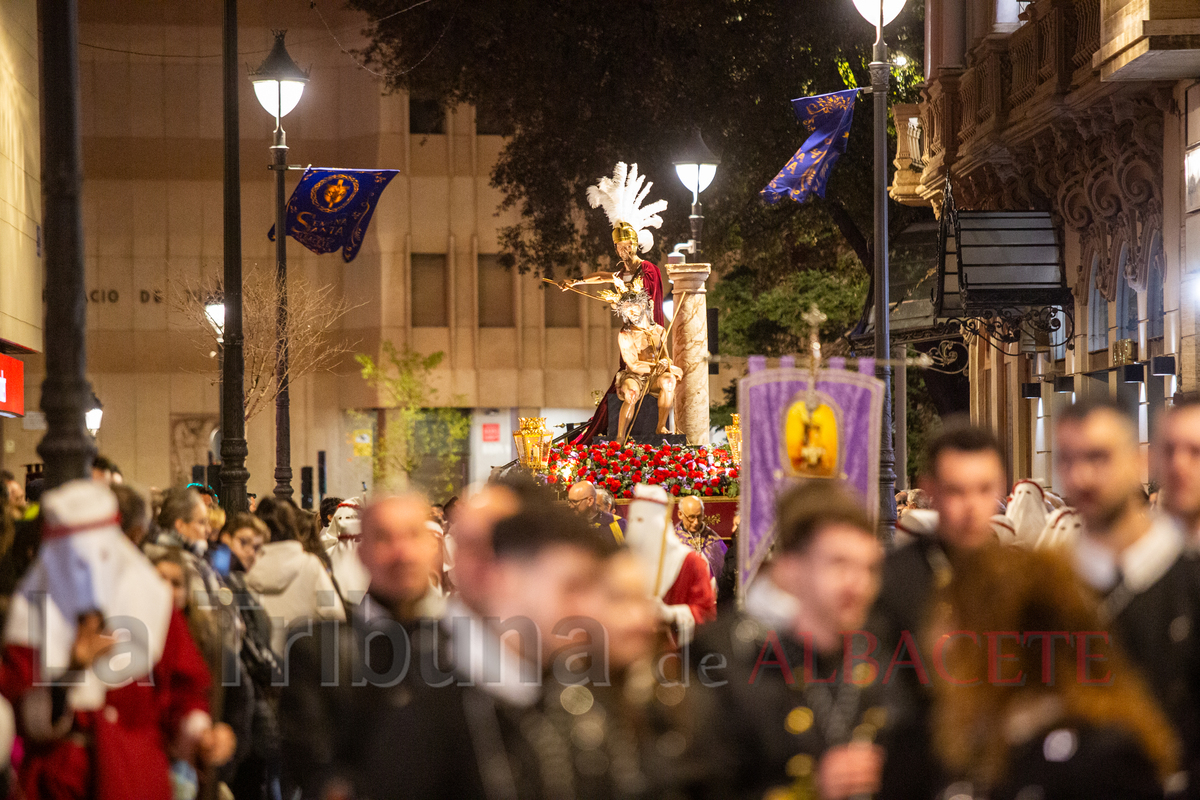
[268,167,399,262]
[761,89,859,205]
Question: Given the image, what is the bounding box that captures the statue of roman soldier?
[568,163,670,444]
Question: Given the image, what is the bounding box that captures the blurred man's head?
[487,504,616,666]
[112,483,150,546]
[358,494,441,609]
[678,495,705,534]
[567,481,598,518]
[1056,399,1144,534]
[768,482,882,650]
[906,488,931,509]
[596,488,615,516]
[586,548,656,671]
[1155,400,1200,532]
[451,484,523,613]
[443,496,461,526]
[919,420,1006,550]
[92,456,116,485]
[220,512,269,572]
[153,550,189,611]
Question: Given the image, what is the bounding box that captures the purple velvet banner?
[737,367,884,601]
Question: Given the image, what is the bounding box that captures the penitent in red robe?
[662,551,718,625]
[573,261,666,445]
[0,609,212,800]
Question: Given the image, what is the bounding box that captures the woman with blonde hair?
[931,545,1178,799]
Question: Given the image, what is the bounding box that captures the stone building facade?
[891,0,1200,487]
[0,0,655,496]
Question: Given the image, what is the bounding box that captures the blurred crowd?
[0,395,1199,800]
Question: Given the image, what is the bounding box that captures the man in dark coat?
[279,494,445,799]
[872,420,1008,800]
[569,480,627,543]
[282,487,620,800]
[690,481,887,800]
[1060,398,1200,798]
[675,496,728,580]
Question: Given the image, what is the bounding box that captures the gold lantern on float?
[725,413,742,465]
[513,417,553,472]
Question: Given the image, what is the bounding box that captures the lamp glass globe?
[852,0,907,27]
[253,78,306,119]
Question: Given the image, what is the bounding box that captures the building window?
[410,97,445,135]
[1115,245,1137,342]
[411,254,448,327]
[475,100,507,136]
[994,0,1027,29]
[477,255,515,327]
[544,285,580,328]
[1087,253,1108,353]
[1147,232,1165,340]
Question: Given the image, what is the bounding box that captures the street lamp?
[852,0,906,535]
[85,393,103,437]
[672,129,720,262]
[204,300,226,342]
[205,296,226,455]
[251,30,308,501]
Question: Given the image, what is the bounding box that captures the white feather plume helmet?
[586,162,669,253]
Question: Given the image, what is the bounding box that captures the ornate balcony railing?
[892,0,1106,208]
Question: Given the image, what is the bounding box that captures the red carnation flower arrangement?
[544,441,740,500]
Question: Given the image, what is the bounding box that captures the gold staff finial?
[801,304,827,364]
[801,304,827,409]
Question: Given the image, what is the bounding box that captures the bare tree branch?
[170,273,362,422]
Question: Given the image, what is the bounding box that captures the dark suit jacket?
[990,723,1164,800]
[280,604,495,800]
[688,612,889,800]
[872,536,945,800]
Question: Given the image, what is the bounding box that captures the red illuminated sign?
[0,354,24,417]
[481,423,500,442]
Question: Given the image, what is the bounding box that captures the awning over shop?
[853,188,1073,356]
[956,211,1070,309]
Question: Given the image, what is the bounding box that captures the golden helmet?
[611,221,639,246]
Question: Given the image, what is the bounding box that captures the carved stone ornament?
[953,91,1165,304]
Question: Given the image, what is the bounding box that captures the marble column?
[666,263,711,444]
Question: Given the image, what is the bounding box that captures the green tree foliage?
[351,0,926,283]
[714,251,869,357]
[351,0,940,449]
[355,342,471,496]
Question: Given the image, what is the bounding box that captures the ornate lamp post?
[672,129,721,263]
[37,0,97,488]
[669,130,721,444]
[851,0,907,535]
[219,0,250,514]
[250,30,308,501]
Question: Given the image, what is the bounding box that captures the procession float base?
[602,391,682,444]
[544,440,740,539]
